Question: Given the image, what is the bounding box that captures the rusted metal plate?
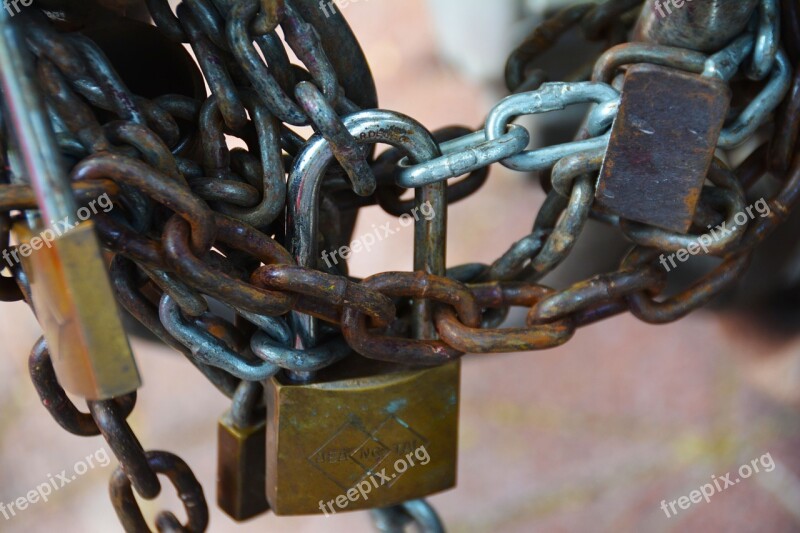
[595,63,731,233]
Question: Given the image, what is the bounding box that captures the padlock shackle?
[287,109,439,348]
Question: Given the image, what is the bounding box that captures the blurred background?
[2,0,800,531]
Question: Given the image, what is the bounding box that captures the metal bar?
[0,8,76,221]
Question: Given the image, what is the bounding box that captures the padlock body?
[265,358,459,515]
[217,413,269,521]
[595,63,731,233]
[16,220,140,399]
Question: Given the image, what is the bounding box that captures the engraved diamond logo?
[308,420,375,490]
[370,415,429,486]
[349,435,390,472]
[308,414,429,490]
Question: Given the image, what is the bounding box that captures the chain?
[4,0,800,531]
[29,337,209,532]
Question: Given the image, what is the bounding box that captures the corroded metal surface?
[595,64,731,233]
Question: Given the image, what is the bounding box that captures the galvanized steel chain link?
[0,0,798,531]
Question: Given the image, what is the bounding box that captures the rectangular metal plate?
[595,63,731,233]
[16,220,140,399]
[265,359,459,515]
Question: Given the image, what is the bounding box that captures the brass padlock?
[271,110,457,515]
[264,357,459,515]
[15,219,141,399]
[595,63,731,233]
[218,381,269,521]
